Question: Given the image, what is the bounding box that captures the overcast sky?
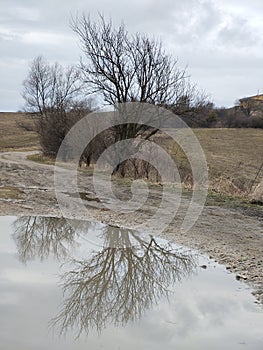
[1,0,263,111]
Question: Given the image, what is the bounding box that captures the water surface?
[0,216,263,349]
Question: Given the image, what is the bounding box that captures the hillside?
[194,128,263,197]
[0,112,39,151]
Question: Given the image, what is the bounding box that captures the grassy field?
[194,128,263,196]
[0,112,40,151]
[159,128,263,197]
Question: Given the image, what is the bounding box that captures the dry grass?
[194,128,263,196]
[0,185,24,199]
[27,153,56,165]
[0,112,40,151]
[157,128,263,198]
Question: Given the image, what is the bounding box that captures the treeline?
[213,107,263,128]
[182,104,263,129]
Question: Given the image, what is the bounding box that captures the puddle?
[0,216,263,349]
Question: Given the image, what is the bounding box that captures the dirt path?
[0,151,263,304]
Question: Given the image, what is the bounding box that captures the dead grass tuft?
[27,153,55,165]
[0,186,24,199]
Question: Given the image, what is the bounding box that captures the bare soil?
[0,151,263,304]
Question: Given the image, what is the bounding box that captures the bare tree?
[72,14,205,110]
[22,56,85,115]
[22,56,90,156]
[71,15,208,175]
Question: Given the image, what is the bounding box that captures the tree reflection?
[53,225,196,336]
[13,216,89,263]
[12,216,196,336]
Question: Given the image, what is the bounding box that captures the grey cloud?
[217,16,259,47]
[1,0,263,109]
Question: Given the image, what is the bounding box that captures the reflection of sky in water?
[0,216,263,350]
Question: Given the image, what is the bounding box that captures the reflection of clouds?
[1,217,263,349]
[0,279,20,307]
[0,217,17,253]
[0,218,62,350]
[1,267,57,285]
[94,287,263,350]
[197,297,236,327]
[135,268,263,350]
[0,281,62,350]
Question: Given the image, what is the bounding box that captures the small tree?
[22,56,90,156]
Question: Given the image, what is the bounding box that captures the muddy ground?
[0,151,263,304]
